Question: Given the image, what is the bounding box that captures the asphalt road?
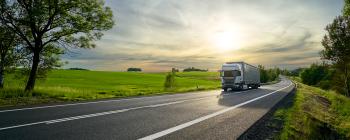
[0,78,294,140]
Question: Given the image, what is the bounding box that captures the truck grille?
[223,79,235,83]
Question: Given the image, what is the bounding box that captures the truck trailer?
[220,62,260,91]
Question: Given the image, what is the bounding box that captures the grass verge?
[275,77,350,139]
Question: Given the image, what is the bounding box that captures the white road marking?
[0,81,290,132]
[0,87,258,113]
[45,101,183,124]
[0,90,220,113]
[0,122,44,131]
[138,82,293,140]
[0,96,212,131]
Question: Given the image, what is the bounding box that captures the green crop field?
[0,70,220,107]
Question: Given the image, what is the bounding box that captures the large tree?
[0,0,114,91]
[0,24,20,88]
[321,16,350,96]
[344,0,350,16]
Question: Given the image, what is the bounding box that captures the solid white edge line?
[0,86,258,113]
[0,122,44,131]
[0,96,212,131]
[0,90,220,113]
[138,82,293,140]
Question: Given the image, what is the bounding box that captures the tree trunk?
[0,67,3,89]
[0,53,4,89]
[346,76,350,97]
[25,51,40,91]
[345,65,350,96]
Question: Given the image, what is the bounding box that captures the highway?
[0,78,294,140]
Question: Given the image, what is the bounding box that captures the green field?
[0,70,220,107]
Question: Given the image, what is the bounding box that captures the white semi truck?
[220,62,260,91]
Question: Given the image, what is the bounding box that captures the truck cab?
[220,63,244,91]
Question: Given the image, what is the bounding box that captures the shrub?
[318,80,332,90]
[164,72,175,89]
[290,68,304,76]
[300,64,333,86]
[299,63,335,91]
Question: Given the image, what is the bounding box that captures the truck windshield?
[222,70,241,77]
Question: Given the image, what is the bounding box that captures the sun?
[212,29,241,51]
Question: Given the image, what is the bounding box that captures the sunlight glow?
[211,28,242,51]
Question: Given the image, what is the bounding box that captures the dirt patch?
[315,95,331,108]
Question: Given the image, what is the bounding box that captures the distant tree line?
[183,67,208,72]
[68,68,89,71]
[127,68,142,72]
[258,65,289,83]
[172,68,179,72]
[289,68,304,77]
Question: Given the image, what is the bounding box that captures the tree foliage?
[127,68,142,72]
[280,69,291,76]
[0,24,21,88]
[19,46,64,79]
[300,63,334,89]
[258,65,280,83]
[344,0,350,16]
[68,68,89,71]
[290,68,304,77]
[0,0,114,91]
[321,16,350,95]
[164,72,175,89]
[322,16,350,63]
[183,67,208,72]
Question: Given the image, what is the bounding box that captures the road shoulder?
[237,88,296,140]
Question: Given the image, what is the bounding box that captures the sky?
[62,0,344,72]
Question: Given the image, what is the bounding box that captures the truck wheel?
[239,85,243,90]
[253,84,259,89]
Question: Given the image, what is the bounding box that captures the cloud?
[251,30,314,53]
[62,0,344,71]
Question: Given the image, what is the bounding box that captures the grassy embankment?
[274,77,350,139]
[0,70,220,107]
